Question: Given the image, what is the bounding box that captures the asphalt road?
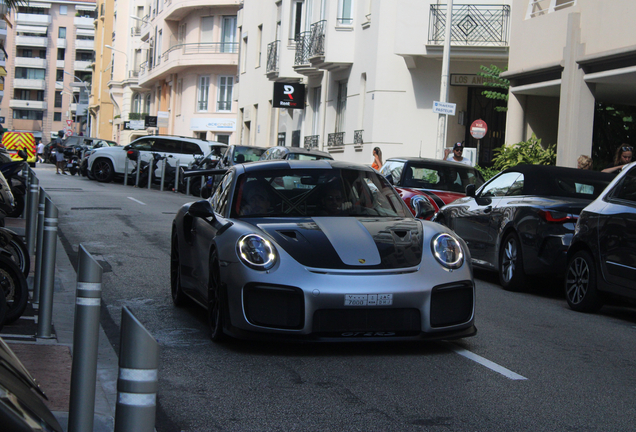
[36,163,636,432]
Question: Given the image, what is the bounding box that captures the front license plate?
[344,294,393,306]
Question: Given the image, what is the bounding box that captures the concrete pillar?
[505,92,527,145]
[556,12,596,167]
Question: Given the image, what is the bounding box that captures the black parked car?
[259,146,333,161]
[565,162,636,312]
[433,164,614,291]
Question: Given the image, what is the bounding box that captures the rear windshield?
[552,175,611,199]
[233,146,265,163]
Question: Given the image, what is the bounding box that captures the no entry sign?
[470,119,488,139]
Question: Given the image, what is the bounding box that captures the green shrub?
[475,165,499,181]
[492,134,556,171]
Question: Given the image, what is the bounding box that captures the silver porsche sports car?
[170,159,476,342]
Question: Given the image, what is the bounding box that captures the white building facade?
[237,0,512,166]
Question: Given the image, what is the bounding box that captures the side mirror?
[188,200,215,219]
[412,195,436,220]
[465,184,476,197]
[17,150,27,160]
[384,174,394,185]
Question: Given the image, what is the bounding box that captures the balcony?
[327,132,345,147]
[16,13,51,26]
[428,4,510,47]
[74,60,93,71]
[266,40,280,79]
[74,16,94,28]
[57,38,67,48]
[13,79,46,90]
[15,35,48,48]
[15,57,47,68]
[293,31,322,77]
[303,135,319,149]
[75,39,95,50]
[162,0,238,21]
[9,100,47,110]
[307,20,353,72]
[139,42,238,85]
[56,60,65,68]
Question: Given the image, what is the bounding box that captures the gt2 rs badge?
[344,294,393,306]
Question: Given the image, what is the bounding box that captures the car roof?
[386,156,478,168]
[241,159,375,173]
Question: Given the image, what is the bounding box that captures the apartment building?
[503,0,636,167]
[0,0,96,143]
[0,3,7,109]
[125,0,241,145]
[237,0,512,166]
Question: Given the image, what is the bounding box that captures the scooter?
[63,146,81,176]
[0,149,28,218]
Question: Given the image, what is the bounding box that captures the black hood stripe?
[419,190,445,209]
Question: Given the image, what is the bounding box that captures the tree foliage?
[592,103,636,170]
[491,134,556,170]
[477,65,510,112]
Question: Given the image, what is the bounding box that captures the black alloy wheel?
[207,248,226,342]
[92,158,115,183]
[0,232,30,278]
[170,230,188,306]
[499,232,527,291]
[565,250,603,313]
[0,255,28,325]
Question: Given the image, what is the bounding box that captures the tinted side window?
[131,139,153,151]
[480,172,523,197]
[211,171,234,216]
[380,161,404,184]
[611,167,636,204]
[152,139,179,153]
[182,142,204,155]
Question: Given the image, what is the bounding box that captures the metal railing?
[161,42,239,63]
[309,20,326,57]
[428,4,510,46]
[354,130,363,144]
[266,40,280,73]
[131,27,141,36]
[294,31,312,65]
[304,135,319,149]
[327,132,344,147]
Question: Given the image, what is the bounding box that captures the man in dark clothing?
[53,131,67,175]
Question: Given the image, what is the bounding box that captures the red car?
[380,157,486,218]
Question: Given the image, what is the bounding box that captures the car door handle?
[483,205,492,213]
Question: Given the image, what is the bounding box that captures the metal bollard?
[174,161,179,193]
[33,188,46,304]
[68,245,103,432]
[36,197,58,338]
[160,158,167,192]
[200,176,205,198]
[21,165,30,219]
[135,155,141,187]
[186,177,191,196]
[147,158,153,190]
[25,174,39,255]
[115,306,159,432]
[124,157,129,186]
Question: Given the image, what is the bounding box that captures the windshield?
[232,168,410,218]
[402,162,485,193]
[233,146,265,164]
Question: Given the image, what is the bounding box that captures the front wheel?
[498,232,527,291]
[208,249,227,342]
[0,255,28,325]
[565,250,603,312]
[92,158,115,183]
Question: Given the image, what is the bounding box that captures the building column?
[556,12,596,167]
[505,92,526,145]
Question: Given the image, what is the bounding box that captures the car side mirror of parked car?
[188,200,216,220]
[17,150,27,160]
[465,184,476,197]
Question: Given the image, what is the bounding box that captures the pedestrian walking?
[37,141,45,163]
[53,131,67,175]
[371,147,383,170]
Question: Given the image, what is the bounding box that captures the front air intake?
[243,284,304,329]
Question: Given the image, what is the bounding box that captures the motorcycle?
[178,152,221,197]
[0,149,27,218]
[126,151,177,190]
[63,146,81,175]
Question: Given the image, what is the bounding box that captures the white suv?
[87,135,220,183]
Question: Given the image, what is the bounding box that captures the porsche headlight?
[431,233,464,270]
[237,234,277,270]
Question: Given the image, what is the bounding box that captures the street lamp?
[130,15,150,24]
[104,44,129,75]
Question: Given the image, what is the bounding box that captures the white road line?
[127,197,146,205]
[443,342,528,380]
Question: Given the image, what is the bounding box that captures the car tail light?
[538,210,578,223]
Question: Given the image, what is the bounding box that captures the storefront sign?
[145,116,157,128]
[157,111,169,128]
[124,120,146,130]
[273,82,306,109]
[189,118,237,131]
[450,74,495,87]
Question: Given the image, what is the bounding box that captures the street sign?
[432,101,456,116]
[66,119,73,127]
[470,119,488,139]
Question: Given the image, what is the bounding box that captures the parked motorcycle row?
[0,149,32,331]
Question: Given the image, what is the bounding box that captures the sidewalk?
[1,217,118,432]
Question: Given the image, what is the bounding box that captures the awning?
[75,5,96,11]
[16,25,48,34]
[27,3,51,9]
[76,28,95,37]
[0,67,6,78]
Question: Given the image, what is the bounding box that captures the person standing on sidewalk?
[36,141,45,163]
[53,131,67,175]
[371,147,383,170]
[443,142,472,166]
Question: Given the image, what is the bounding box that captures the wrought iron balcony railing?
[328,132,345,147]
[266,40,280,74]
[354,130,363,145]
[304,135,319,149]
[428,4,510,46]
[295,31,312,66]
[309,20,326,57]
